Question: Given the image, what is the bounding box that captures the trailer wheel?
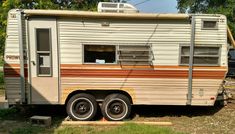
[66,93,97,121]
[101,94,131,121]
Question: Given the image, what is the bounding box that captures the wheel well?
[65,90,133,105]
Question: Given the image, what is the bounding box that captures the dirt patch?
[132,103,235,134]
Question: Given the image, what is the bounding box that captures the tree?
[0,0,21,56]
[177,0,235,38]
[0,0,109,55]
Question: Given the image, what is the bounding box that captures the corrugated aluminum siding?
[194,15,227,66]
[4,10,21,104]
[4,10,28,104]
[58,18,191,65]
[58,15,227,66]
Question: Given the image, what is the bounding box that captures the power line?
[134,0,151,6]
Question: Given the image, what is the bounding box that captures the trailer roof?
[23,9,190,20]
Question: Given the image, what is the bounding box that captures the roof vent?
[98,2,138,13]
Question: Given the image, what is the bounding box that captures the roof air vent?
[98,2,139,13]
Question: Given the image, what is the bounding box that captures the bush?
[0,72,4,85]
[0,108,18,118]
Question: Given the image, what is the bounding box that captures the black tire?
[101,94,131,121]
[66,93,97,121]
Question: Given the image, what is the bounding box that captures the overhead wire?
[133,0,151,6]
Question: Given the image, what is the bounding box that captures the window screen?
[84,45,116,64]
[180,46,220,66]
[36,29,52,76]
[118,45,152,65]
[202,20,218,29]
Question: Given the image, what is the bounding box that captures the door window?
[36,29,52,76]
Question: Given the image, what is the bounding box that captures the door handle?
[31,61,36,65]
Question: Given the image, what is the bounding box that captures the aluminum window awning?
[23,9,190,20]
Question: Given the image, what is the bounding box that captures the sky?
[126,0,178,13]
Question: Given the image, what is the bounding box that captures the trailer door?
[28,18,59,104]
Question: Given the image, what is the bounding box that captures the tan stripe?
[61,77,222,105]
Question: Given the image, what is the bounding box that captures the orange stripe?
[4,64,28,68]
[60,69,226,79]
[60,64,227,70]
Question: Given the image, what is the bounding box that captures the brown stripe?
[4,68,28,77]
[4,64,28,77]
[60,69,226,79]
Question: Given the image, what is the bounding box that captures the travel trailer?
[4,2,234,121]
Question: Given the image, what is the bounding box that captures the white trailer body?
[4,8,229,120]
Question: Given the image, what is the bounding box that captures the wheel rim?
[105,99,128,120]
[70,98,94,120]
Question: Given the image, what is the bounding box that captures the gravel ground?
[132,102,235,134]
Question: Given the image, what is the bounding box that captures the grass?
[0,56,3,67]
[0,55,4,89]
[55,123,183,134]
[55,126,97,134]
[0,107,18,119]
[11,126,46,134]
[0,72,4,84]
[11,124,183,134]
[100,123,182,134]
[0,72,4,96]
[0,89,4,96]
[0,117,183,134]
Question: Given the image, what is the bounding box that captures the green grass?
[55,123,183,134]
[55,126,97,134]
[0,90,4,96]
[8,123,183,134]
[100,123,182,134]
[11,126,46,134]
[0,56,3,67]
[0,72,4,96]
[0,108,18,118]
[0,72,4,87]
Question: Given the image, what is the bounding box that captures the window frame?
[117,44,152,65]
[201,19,218,30]
[35,28,53,77]
[179,44,221,66]
[82,44,118,64]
